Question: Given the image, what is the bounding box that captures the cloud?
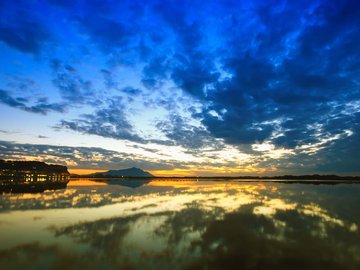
[64,0,154,66]
[0,89,66,115]
[0,1,50,54]
[51,59,95,103]
[161,0,360,161]
[121,86,142,96]
[156,114,219,149]
[306,113,360,173]
[100,69,119,90]
[0,140,176,171]
[56,97,145,143]
[141,56,170,89]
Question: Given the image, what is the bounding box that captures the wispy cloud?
[0,89,66,115]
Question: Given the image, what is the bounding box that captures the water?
[0,179,360,270]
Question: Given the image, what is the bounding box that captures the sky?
[0,0,360,176]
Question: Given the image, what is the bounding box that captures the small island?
[80,167,154,178]
[0,159,70,193]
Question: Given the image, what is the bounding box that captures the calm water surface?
[1,179,360,270]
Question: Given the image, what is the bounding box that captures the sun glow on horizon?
[68,169,108,175]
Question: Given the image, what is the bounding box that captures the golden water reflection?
[1,179,360,269]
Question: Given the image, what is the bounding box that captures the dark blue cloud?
[100,69,119,90]
[313,112,360,173]
[121,87,142,96]
[156,114,217,149]
[51,59,95,103]
[0,89,66,115]
[0,1,50,54]
[141,56,169,89]
[56,97,145,143]
[171,0,360,152]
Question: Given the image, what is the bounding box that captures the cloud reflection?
[0,181,360,269]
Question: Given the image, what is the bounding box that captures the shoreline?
[69,177,360,185]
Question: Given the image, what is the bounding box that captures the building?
[0,160,70,192]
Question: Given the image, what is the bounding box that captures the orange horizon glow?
[150,166,270,177]
[69,168,199,177]
[69,168,194,177]
[150,169,199,177]
[68,169,108,175]
[68,167,272,177]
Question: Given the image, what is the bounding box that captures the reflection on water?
[1,179,360,269]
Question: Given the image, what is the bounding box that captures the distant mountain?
[93,167,154,177]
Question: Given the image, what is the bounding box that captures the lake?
[1,179,360,270]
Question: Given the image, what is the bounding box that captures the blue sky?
[0,0,359,175]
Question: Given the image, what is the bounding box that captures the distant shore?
[70,175,360,184]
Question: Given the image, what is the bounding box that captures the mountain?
[94,167,154,177]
